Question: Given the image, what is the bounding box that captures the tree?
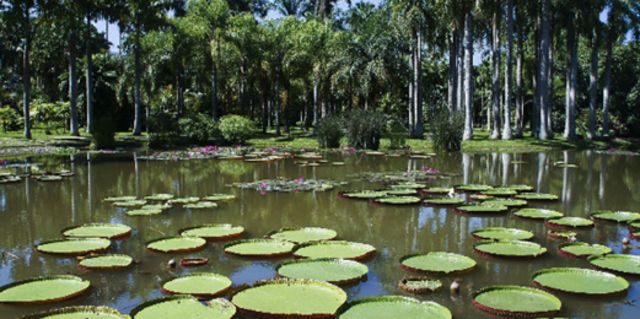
[463,4,474,141]
[502,0,513,140]
[489,0,502,139]
[538,0,551,140]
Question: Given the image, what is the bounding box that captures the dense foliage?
[315,116,343,148]
[431,110,464,152]
[218,115,254,144]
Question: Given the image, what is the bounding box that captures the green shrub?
[0,106,20,132]
[149,109,180,148]
[179,113,219,145]
[344,109,387,150]
[316,116,343,148]
[387,117,408,149]
[218,115,254,144]
[431,110,464,152]
[31,101,68,134]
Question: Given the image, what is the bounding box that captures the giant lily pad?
[131,296,236,319]
[338,296,451,319]
[383,188,418,196]
[588,254,640,275]
[144,193,174,201]
[474,240,547,258]
[269,227,337,244]
[391,183,427,189]
[146,236,207,253]
[204,193,236,201]
[423,197,464,206]
[482,199,528,207]
[162,273,232,298]
[546,217,594,228]
[179,224,245,240]
[473,286,561,317]
[231,279,347,318]
[398,278,443,293]
[400,252,476,274]
[515,193,558,201]
[293,241,376,261]
[532,267,629,295]
[62,223,131,239]
[514,208,563,220]
[0,275,90,304]
[113,200,147,207]
[547,230,577,240]
[125,208,164,216]
[224,239,295,258]
[423,187,453,195]
[36,238,111,255]
[184,201,218,209]
[558,242,612,258]
[21,306,127,319]
[628,219,640,230]
[455,184,493,192]
[472,227,534,241]
[504,184,534,192]
[78,254,133,270]
[456,205,509,214]
[481,188,518,197]
[168,197,200,205]
[103,196,137,202]
[374,196,422,205]
[341,190,388,200]
[277,259,368,285]
[591,210,640,223]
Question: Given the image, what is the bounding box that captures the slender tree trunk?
[413,30,423,138]
[313,76,319,125]
[85,13,94,134]
[463,9,474,141]
[515,19,524,137]
[274,65,281,136]
[448,29,458,113]
[564,22,577,140]
[490,4,501,139]
[132,22,143,136]
[176,63,185,115]
[547,29,554,138]
[408,42,414,131]
[538,0,550,140]
[456,26,464,113]
[68,25,79,136]
[503,0,514,140]
[602,29,613,138]
[22,5,31,139]
[587,27,599,140]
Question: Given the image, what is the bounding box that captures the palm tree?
[502,0,514,140]
[586,1,605,140]
[538,0,551,140]
[463,3,475,141]
[489,0,502,139]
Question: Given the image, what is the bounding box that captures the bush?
[218,115,254,144]
[344,109,387,150]
[148,109,180,148]
[31,101,68,134]
[179,113,219,145]
[0,106,20,132]
[431,110,464,152]
[387,117,408,149]
[316,116,343,148]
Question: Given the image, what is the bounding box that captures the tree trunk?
[515,17,524,137]
[274,65,281,136]
[412,30,423,138]
[313,76,319,125]
[490,3,501,139]
[564,22,577,140]
[85,13,94,134]
[538,0,550,140]
[448,29,458,113]
[408,41,414,131]
[132,21,143,136]
[68,25,79,136]
[587,27,599,140]
[456,26,464,113]
[211,59,218,120]
[463,9,474,141]
[176,63,185,115]
[22,4,31,139]
[602,29,613,138]
[503,0,513,140]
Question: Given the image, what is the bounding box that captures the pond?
[0,150,639,318]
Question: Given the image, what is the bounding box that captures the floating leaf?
[224,239,294,258]
[591,210,640,223]
[78,254,133,270]
[558,242,611,258]
[203,194,236,201]
[146,237,207,253]
[455,184,493,192]
[456,205,509,214]
[144,193,174,201]
[277,259,368,285]
[482,199,528,207]
[481,188,517,197]
[391,183,426,189]
[400,252,476,274]
[339,296,451,319]
[0,275,90,304]
[62,223,131,239]
[269,227,337,244]
[113,200,147,207]
[103,196,136,202]
[423,197,464,206]
[184,201,218,209]
[588,254,640,275]
[126,208,163,216]
[473,286,561,317]
[131,296,235,319]
[293,241,376,261]
[162,273,232,298]
[546,217,594,228]
[532,267,628,295]
[472,227,534,241]
[515,193,558,201]
[341,190,388,199]
[374,196,422,205]
[514,208,563,220]
[168,197,200,205]
[36,238,111,255]
[383,188,418,196]
[21,306,127,319]
[474,240,547,258]
[423,187,453,195]
[179,224,244,240]
[398,278,443,293]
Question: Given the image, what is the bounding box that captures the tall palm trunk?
[490,3,501,139]
[408,42,414,131]
[85,13,94,134]
[68,25,79,136]
[132,21,143,136]
[412,30,423,138]
[538,0,551,140]
[587,27,599,140]
[564,22,577,140]
[313,76,319,125]
[448,29,458,113]
[515,15,524,137]
[463,9,474,141]
[503,0,513,140]
[456,25,464,113]
[22,3,32,139]
[602,29,613,138]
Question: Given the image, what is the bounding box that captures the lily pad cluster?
[102,192,236,216]
[234,177,347,193]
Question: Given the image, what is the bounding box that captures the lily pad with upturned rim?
[231,279,347,318]
[62,223,131,239]
[125,208,164,216]
[591,210,640,223]
[423,197,464,206]
[374,196,422,205]
[36,238,111,255]
[482,199,528,207]
[341,190,388,200]
[628,219,640,230]
[383,188,418,196]
[547,230,577,240]
[474,240,547,258]
[146,236,207,253]
[293,241,376,261]
[472,285,561,317]
[103,196,137,202]
[161,273,232,298]
[167,197,200,205]
[21,306,127,319]
[179,224,245,240]
[455,184,493,192]
[184,201,218,209]
[391,183,427,189]
[0,275,90,304]
[504,184,534,192]
[113,200,147,208]
[545,217,594,228]
[144,193,174,201]
[398,278,443,293]
[269,227,338,244]
[131,296,236,319]
[514,208,564,220]
[338,296,451,319]
[481,188,518,197]
[224,239,295,258]
[558,242,611,258]
[456,205,509,214]
[515,193,559,201]
[276,259,368,285]
[472,227,534,241]
[400,252,476,274]
[588,254,640,275]
[532,267,628,295]
[423,187,453,195]
[78,254,133,270]
[203,193,236,201]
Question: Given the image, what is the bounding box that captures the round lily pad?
[126,208,164,216]
[184,201,218,209]
[547,230,577,240]
[341,190,388,200]
[131,296,236,319]
[400,252,476,274]
[224,239,295,258]
[204,193,236,201]
[423,187,453,195]
[515,193,559,201]
[532,267,629,295]
[628,219,640,230]
[423,197,464,206]
[391,183,426,189]
[456,205,509,214]
[269,227,337,244]
[481,188,517,197]
[474,240,547,258]
[339,296,451,319]
[504,184,534,192]
[472,227,534,241]
[162,273,232,298]
[591,210,640,223]
[455,184,493,192]
[276,259,368,285]
[384,188,418,196]
[482,199,528,207]
[558,242,612,258]
[0,275,90,304]
[113,200,147,207]
[179,224,245,240]
[514,208,563,220]
[21,306,127,319]
[374,196,422,205]
[473,285,561,317]
[231,279,347,318]
[146,236,207,253]
[36,238,111,255]
[398,278,443,293]
[588,254,640,275]
[168,197,200,205]
[468,194,494,201]
[546,217,594,228]
[78,254,133,270]
[62,223,131,239]
[35,175,63,182]
[103,196,137,202]
[144,193,174,201]
[293,241,376,261]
